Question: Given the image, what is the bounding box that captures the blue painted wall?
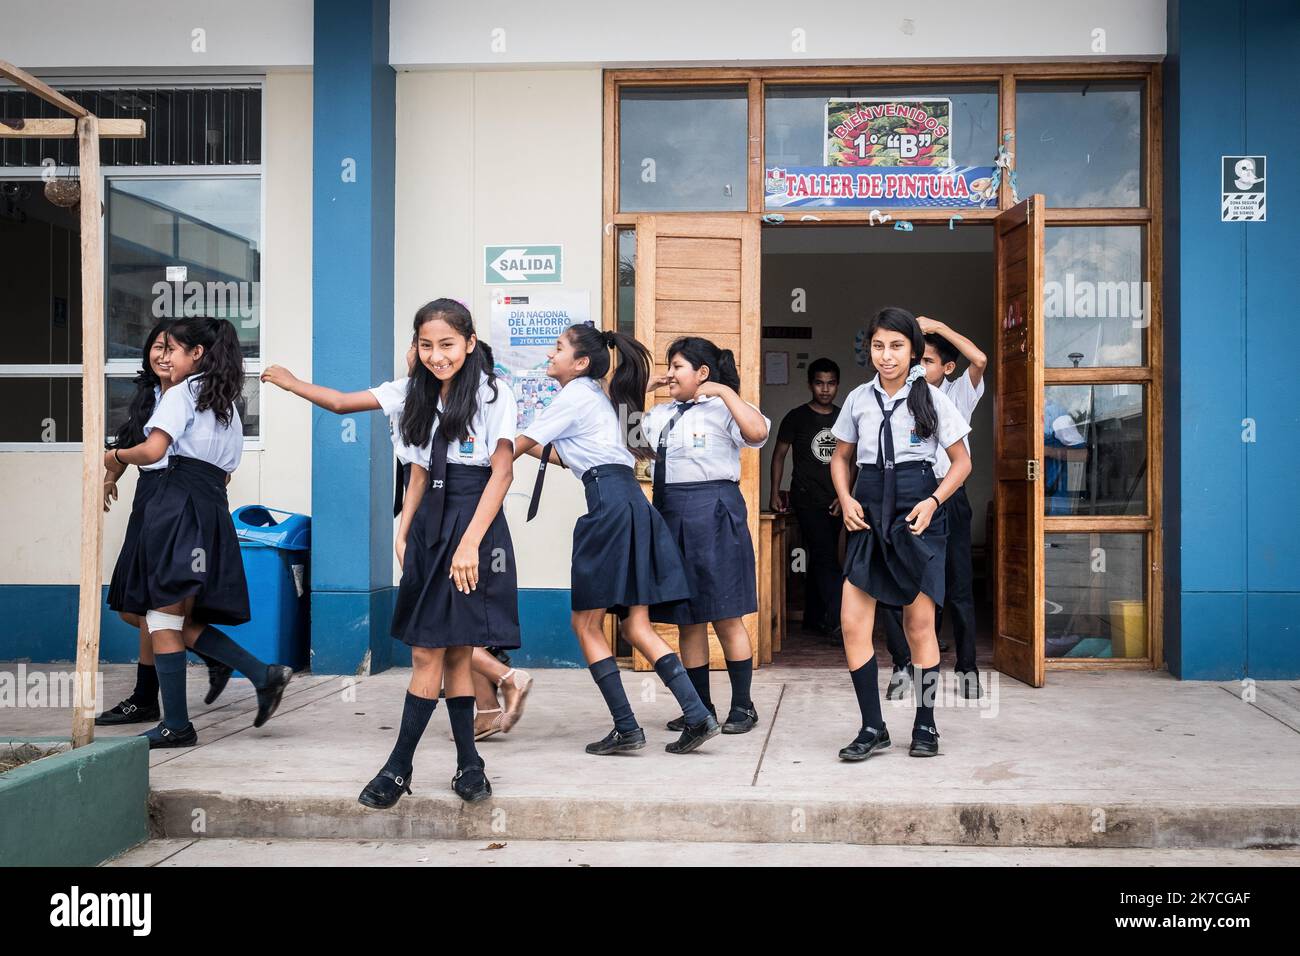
[1167,0,1300,678]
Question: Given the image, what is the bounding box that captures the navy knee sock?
[654,653,710,726]
[384,691,438,775]
[153,651,190,731]
[131,662,159,705]
[589,656,639,733]
[686,664,713,714]
[447,696,482,771]
[849,658,884,731]
[914,665,941,740]
[725,657,753,712]
[193,625,270,688]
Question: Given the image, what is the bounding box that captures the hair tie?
[602,329,617,348]
[906,364,926,385]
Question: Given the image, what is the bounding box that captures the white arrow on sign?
[491,248,529,281]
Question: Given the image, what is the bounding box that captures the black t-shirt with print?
[777,402,841,509]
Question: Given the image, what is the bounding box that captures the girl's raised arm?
[261,364,383,414]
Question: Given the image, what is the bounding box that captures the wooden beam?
[0,60,90,118]
[71,114,104,750]
[0,117,145,139]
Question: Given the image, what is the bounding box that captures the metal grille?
[0,87,262,167]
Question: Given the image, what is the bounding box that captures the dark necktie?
[874,389,900,532]
[526,442,554,522]
[652,401,695,511]
[423,419,450,547]
[393,458,405,518]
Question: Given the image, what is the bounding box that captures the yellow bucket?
[1108,600,1147,658]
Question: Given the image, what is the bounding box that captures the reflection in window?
[1044,385,1145,516]
[616,229,636,336]
[765,84,998,170]
[107,374,259,441]
[1045,533,1147,658]
[107,178,261,361]
[1044,226,1145,367]
[619,88,747,212]
[1015,81,1143,207]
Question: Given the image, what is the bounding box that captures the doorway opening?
[760,222,997,669]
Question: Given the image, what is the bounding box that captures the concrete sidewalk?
[5,662,1299,849]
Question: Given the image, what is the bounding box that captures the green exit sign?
[484,245,563,284]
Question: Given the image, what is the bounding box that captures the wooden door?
[630,215,761,670]
[993,197,1046,687]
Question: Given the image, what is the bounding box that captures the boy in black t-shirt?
[770,358,843,638]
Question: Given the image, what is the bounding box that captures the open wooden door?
[629,215,762,670]
[993,196,1046,687]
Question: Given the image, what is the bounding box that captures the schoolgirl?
[357,298,520,808]
[260,344,534,738]
[107,317,293,749]
[829,307,972,761]
[99,319,233,726]
[514,324,720,755]
[641,336,770,735]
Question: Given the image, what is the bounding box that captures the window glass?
[1044,385,1146,516]
[1045,533,1147,659]
[616,229,636,336]
[1044,226,1145,367]
[0,181,82,364]
[0,376,81,442]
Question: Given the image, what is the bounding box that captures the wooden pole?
[71,114,103,748]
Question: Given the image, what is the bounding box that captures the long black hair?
[565,323,653,461]
[867,306,938,440]
[398,298,498,448]
[166,317,245,427]
[108,319,174,450]
[665,335,741,391]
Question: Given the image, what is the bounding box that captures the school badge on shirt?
[458,436,476,458]
[691,431,707,450]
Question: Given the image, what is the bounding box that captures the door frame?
[602,63,1164,674]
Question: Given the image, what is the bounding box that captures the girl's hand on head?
[647,374,671,393]
[906,498,938,535]
[449,540,479,594]
[842,496,869,532]
[103,478,118,512]
[694,381,728,398]
[259,365,298,390]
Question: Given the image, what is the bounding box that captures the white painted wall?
[0,70,312,585]
[394,69,603,589]
[391,0,1165,68]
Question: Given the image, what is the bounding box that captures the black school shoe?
[203,661,234,705]
[955,669,983,700]
[885,665,914,701]
[139,721,198,750]
[358,767,413,809]
[451,762,492,803]
[253,665,294,728]
[96,698,160,726]
[838,725,891,761]
[909,724,941,757]
[666,705,716,733]
[721,705,759,735]
[585,727,647,755]
[665,714,721,754]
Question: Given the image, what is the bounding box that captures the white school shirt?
[369,376,414,466]
[642,394,769,484]
[392,373,518,469]
[831,375,970,468]
[933,369,985,479]
[143,374,244,473]
[519,376,634,476]
[138,385,171,471]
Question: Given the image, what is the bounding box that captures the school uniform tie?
[393,457,405,518]
[874,389,900,532]
[652,401,695,511]
[525,442,555,522]
[423,424,450,548]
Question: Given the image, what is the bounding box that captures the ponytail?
[167,317,245,427]
[565,323,653,460]
[665,335,741,391]
[867,306,938,440]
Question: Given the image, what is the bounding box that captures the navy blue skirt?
[650,479,757,625]
[106,468,165,614]
[842,461,948,608]
[119,456,250,625]
[571,464,692,615]
[391,463,521,649]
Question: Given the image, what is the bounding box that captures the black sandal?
[358,768,413,809]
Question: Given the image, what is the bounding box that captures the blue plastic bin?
[226,506,311,673]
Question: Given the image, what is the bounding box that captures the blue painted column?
[310,0,398,674]
[1167,0,1300,679]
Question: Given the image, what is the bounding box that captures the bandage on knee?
[145,610,186,634]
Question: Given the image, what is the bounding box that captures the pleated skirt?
[106,468,165,613]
